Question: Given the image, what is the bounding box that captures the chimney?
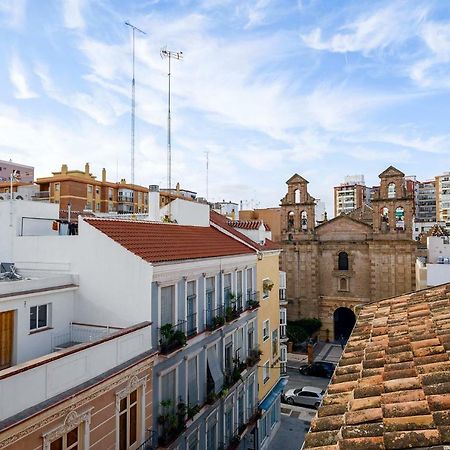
[102,168,106,182]
[148,185,160,221]
[61,164,68,174]
[85,162,90,175]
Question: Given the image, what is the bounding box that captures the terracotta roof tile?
[84,218,254,263]
[303,283,450,449]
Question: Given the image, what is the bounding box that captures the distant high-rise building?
[436,172,450,222]
[416,180,436,222]
[333,175,369,216]
[0,159,34,183]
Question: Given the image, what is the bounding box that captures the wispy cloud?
[62,0,86,29]
[0,0,26,30]
[9,53,38,99]
[301,2,428,55]
[409,21,450,87]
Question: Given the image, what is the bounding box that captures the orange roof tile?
[84,218,254,263]
[305,283,450,450]
[210,211,280,251]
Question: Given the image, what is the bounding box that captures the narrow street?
[269,344,343,449]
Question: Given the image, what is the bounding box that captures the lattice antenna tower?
[160,47,183,196]
[125,21,146,189]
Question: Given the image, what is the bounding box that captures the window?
[160,285,175,326]
[248,321,255,352]
[246,268,253,301]
[224,403,233,443]
[118,389,139,450]
[187,356,198,407]
[338,252,349,271]
[186,281,197,337]
[44,410,91,450]
[263,361,270,383]
[54,183,60,192]
[387,182,396,199]
[161,369,177,412]
[224,273,232,308]
[294,188,300,203]
[206,417,217,450]
[301,211,308,230]
[236,270,243,308]
[30,304,49,330]
[339,278,348,292]
[260,414,267,444]
[108,188,113,201]
[263,320,269,341]
[96,202,100,211]
[395,207,405,230]
[87,185,93,194]
[270,403,278,428]
[187,431,199,450]
[95,186,100,195]
[272,329,278,359]
[206,276,215,316]
[287,211,294,230]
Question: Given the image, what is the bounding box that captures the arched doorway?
[334,307,356,341]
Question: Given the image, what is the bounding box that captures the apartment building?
[0,159,34,183]
[436,172,450,222]
[8,194,271,450]
[333,175,369,216]
[0,204,157,450]
[211,212,285,450]
[34,163,149,214]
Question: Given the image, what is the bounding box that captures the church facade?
[280,166,417,340]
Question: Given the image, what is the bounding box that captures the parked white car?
[283,386,324,408]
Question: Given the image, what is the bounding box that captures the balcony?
[186,312,197,338]
[136,430,157,450]
[205,305,225,331]
[157,399,187,448]
[245,346,262,368]
[158,321,187,355]
[31,191,50,201]
[245,291,260,310]
[51,323,117,350]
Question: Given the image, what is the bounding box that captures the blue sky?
[1,0,450,214]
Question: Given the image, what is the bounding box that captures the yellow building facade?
[256,248,285,449]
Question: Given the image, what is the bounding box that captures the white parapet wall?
[0,322,152,421]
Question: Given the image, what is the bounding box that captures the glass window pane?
[130,389,137,404]
[50,437,63,450]
[120,397,127,412]
[130,404,137,445]
[67,427,78,446]
[38,304,47,328]
[119,409,127,450]
[161,286,175,325]
[30,306,37,330]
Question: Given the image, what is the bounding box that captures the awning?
[207,347,224,394]
[259,377,288,411]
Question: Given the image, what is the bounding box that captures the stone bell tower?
[371,166,414,239]
[280,174,316,240]
[280,174,319,320]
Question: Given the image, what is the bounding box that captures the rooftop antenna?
[160,47,183,204]
[125,21,146,192]
[205,151,209,200]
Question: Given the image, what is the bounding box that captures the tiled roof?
[304,283,450,450]
[210,211,280,251]
[227,219,271,231]
[84,218,254,263]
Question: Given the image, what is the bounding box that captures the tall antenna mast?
[205,151,209,200]
[160,48,183,200]
[125,21,146,191]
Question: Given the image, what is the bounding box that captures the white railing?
[0,323,152,421]
[51,323,117,350]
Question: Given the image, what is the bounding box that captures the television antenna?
[160,47,183,197]
[125,21,146,192]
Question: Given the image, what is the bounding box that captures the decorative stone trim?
[42,408,92,450]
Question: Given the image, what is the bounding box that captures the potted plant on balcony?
[187,403,201,420]
[212,315,225,329]
[157,400,179,446]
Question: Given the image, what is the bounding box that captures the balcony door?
[0,310,14,370]
[161,286,175,326]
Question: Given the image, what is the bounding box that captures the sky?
[1,0,450,215]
